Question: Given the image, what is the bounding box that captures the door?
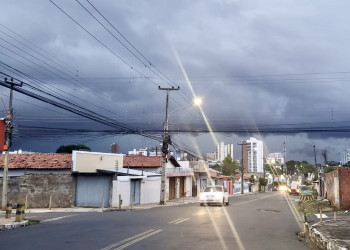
[180,177,185,197]
[192,178,197,197]
[76,175,111,207]
[169,177,176,200]
[130,179,141,204]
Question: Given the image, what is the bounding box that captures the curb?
[308,221,349,250]
[0,220,29,230]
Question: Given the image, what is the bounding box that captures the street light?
[168,97,202,118]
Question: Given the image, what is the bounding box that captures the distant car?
[297,185,309,195]
[279,185,288,192]
[199,185,229,206]
[288,181,299,195]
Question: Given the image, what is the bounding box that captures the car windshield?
[299,186,308,190]
[204,187,223,192]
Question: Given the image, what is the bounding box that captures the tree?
[56,144,91,153]
[258,177,268,192]
[324,166,335,173]
[221,154,238,176]
[298,161,315,178]
[286,160,297,175]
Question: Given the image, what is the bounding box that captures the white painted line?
[168,218,184,224]
[114,229,162,250]
[315,214,328,219]
[101,229,155,250]
[174,218,190,224]
[41,214,76,223]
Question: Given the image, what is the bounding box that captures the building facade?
[216,142,234,162]
[266,152,284,168]
[341,149,350,165]
[242,137,263,173]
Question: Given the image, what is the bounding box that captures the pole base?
[159,201,166,205]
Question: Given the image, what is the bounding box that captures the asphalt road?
[0,192,311,250]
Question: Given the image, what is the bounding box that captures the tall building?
[216,142,234,162]
[341,149,350,165]
[242,137,263,173]
[110,143,120,154]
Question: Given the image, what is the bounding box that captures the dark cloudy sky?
[1,0,350,163]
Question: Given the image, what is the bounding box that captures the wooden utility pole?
[158,86,179,205]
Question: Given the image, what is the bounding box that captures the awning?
[97,168,161,177]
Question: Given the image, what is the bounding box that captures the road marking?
[168,218,184,224]
[174,218,190,224]
[315,214,328,219]
[284,193,303,230]
[193,212,207,216]
[114,229,162,250]
[41,214,76,223]
[100,229,155,250]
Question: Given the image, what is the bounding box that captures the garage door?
[76,176,111,207]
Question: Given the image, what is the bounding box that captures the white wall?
[112,176,161,207]
[112,177,131,207]
[73,151,124,173]
[140,177,161,204]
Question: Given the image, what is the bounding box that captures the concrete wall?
[325,169,340,209]
[140,177,161,204]
[73,151,123,173]
[0,174,75,208]
[111,176,161,207]
[0,169,71,177]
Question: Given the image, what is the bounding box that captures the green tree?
[258,177,268,192]
[286,160,297,175]
[222,154,238,176]
[324,166,335,173]
[298,161,315,178]
[56,144,91,153]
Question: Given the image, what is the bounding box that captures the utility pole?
[313,145,321,197]
[1,78,22,210]
[282,140,286,174]
[158,86,179,205]
[237,141,248,194]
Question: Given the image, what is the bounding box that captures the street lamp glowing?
[193,98,202,106]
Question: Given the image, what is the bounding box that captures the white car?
[199,185,229,206]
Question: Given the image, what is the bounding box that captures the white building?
[216,142,234,162]
[266,153,284,165]
[128,148,148,156]
[243,137,264,173]
[341,149,350,165]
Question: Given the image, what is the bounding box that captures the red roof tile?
[0,153,72,170]
[124,155,162,168]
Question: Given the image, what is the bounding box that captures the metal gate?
[169,177,176,200]
[76,175,111,207]
[130,179,141,204]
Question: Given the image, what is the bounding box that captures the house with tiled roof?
[0,153,72,177]
[123,155,194,200]
[0,153,75,208]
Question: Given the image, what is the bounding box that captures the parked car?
[199,185,229,206]
[297,185,309,195]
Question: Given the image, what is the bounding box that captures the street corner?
[309,220,350,250]
[0,218,29,230]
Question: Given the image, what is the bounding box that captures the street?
[0,192,310,250]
